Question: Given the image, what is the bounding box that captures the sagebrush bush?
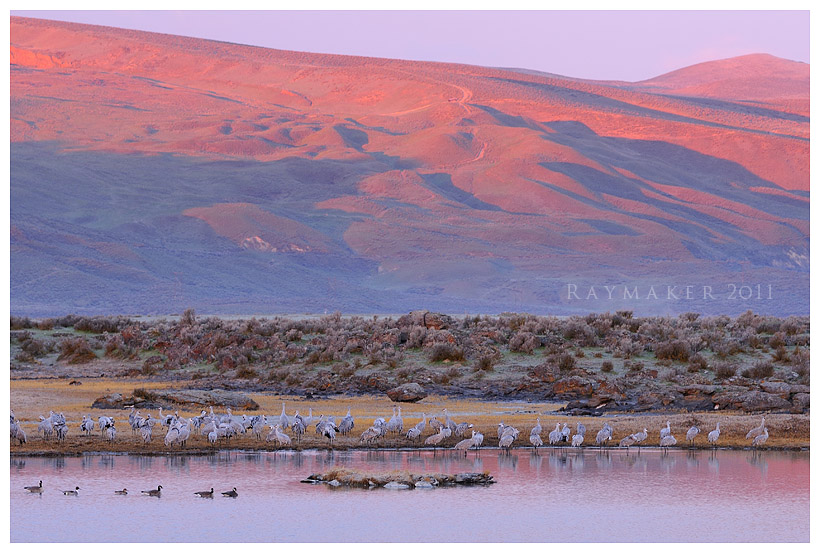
[427,343,465,363]
[654,339,692,362]
[713,361,737,379]
[601,360,614,373]
[741,360,775,380]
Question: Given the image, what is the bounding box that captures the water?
[10,448,809,542]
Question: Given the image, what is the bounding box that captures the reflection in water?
[10,449,809,543]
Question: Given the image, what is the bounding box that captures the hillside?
[10,17,809,316]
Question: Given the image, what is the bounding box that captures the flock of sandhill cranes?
[13,405,771,454]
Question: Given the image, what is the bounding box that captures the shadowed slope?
[10,17,809,316]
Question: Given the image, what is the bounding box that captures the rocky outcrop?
[387,382,428,403]
[397,311,453,330]
[91,393,125,409]
[712,390,791,412]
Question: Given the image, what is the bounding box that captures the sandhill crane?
[576,422,587,437]
[619,434,637,450]
[115,488,128,495]
[406,414,426,440]
[54,421,68,442]
[386,406,404,434]
[752,427,769,449]
[279,403,290,430]
[11,420,26,445]
[302,408,316,427]
[141,485,162,497]
[686,426,700,447]
[746,417,766,440]
[252,415,267,441]
[707,423,721,448]
[548,423,562,445]
[291,418,306,444]
[443,409,456,433]
[632,428,648,446]
[659,420,672,440]
[530,432,544,451]
[62,487,80,496]
[24,480,43,493]
[208,425,218,445]
[531,417,543,437]
[424,426,448,448]
[222,487,238,498]
[360,425,381,444]
[571,433,584,447]
[561,423,571,443]
[454,422,474,437]
[105,424,117,443]
[499,432,515,451]
[595,424,613,447]
[81,415,94,436]
[428,416,443,433]
[660,434,677,453]
[194,487,214,498]
[267,424,292,447]
[454,430,477,456]
[473,430,484,451]
[320,423,337,447]
[38,416,53,440]
[339,408,355,435]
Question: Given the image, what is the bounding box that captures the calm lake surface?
[10,448,809,542]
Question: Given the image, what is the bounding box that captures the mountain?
[10,17,809,316]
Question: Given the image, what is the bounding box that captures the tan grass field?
[10,377,808,454]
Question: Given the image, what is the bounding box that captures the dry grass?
[9,378,809,454]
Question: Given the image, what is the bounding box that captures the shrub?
[769,332,786,349]
[474,355,496,372]
[550,352,576,372]
[133,388,158,401]
[427,344,465,363]
[741,361,774,380]
[57,337,96,364]
[601,360,614,373]
[654,339,691,362]
[713,362,737,379]
[181,308,197,326]
[687,353,709,373]
[509,331,538,354]
[771,346,789,363]
[10,316,33,330]
[236,366,259,379]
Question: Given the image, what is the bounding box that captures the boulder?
[397,310,453,330]
[713,390,791,412]
[387,382,428,403]
[792,393,810,412]
[552,376,595,397]
[92,393,126,409]
[760,381,792,398]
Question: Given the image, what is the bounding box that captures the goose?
[141,485,163,497]
[114,488,128,495]
[24,480,43,493]
[62,486,80,496]
[707,423,721,447]
[221,487,238,498]
[194,487,214,498]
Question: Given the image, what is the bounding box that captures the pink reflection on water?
[10,448,809,542]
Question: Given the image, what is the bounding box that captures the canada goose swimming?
[115,488,128,495]
[194,487,214,498]
[24,480,43,493]
[221,487,238,498]
[141,485,162,497]
[62,486,80,496]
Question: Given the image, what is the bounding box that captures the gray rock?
[413,481,434,489]
[387,382,428,403]
[327,480,341,487]
[91,393,125,409]
[384,481,410,489]
[146,389,259,410]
